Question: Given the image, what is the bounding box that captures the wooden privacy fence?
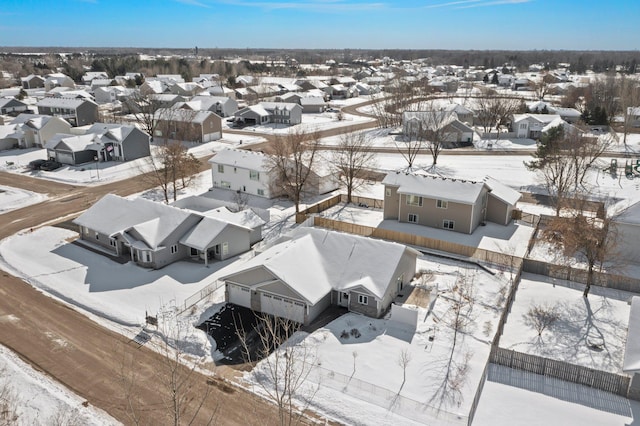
[523,258,640,293]
[296,194,384,223]
[313,216,522,269]
[490,346,631,397]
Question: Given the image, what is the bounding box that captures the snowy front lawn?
[499,273,632,373]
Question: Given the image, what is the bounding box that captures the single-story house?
[36,97,99,127]
[0,124,22,150]
[154,108,222,143]
[82,71,109,85]
[402,111,474,144]
[21,74,45,90]
[10,114,72,149]
[73,194,253,269]
[175,95,238,118]
[299,96,327,113]
[0,98,29,116]
[222,227,419,325]
[382,172,521,234]
[45,123,150,164]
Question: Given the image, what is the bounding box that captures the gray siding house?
[10,114,72,148]
[222,227,419,325]
[382,172,520,234]
[0,98,29,116]
[36,97,99,127]
[234,102,303,126]
[73,194,254,269]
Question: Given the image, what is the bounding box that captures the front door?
[338,292,349,307]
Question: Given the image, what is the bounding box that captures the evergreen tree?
[491,73,499,85]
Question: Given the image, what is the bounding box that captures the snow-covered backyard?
[499,273,632,374]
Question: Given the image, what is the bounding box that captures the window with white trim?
[217,164,224,173]
[436,199,448,209]
[358,295,368,305]
[109,238,117,247]
[222,242,229,256]
[250,170,260,181]
[443,220,455,230]
[408,213,418,223]
[220,181,231,189]
[406,195,423,206]
[257,188,265,196]
[385,188,391,197]
[170,244,178,254]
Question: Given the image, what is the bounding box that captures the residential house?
[208,85,236,99]
[0,124,21,150]
[170,82,204,97]
[382,172,521,234]
[222,227,419,325]
[140,80,168,96]
[511,113,563,139]
[209,148,274,198]
[94,86,133,104]
[612,202,640,265]
[402,111,474,144]
[628,107,640,128]
[299,96,326,113]
[234,102,302,126]
[154,108,222,143]
[82,71,109,85]
[73,194,253,269]
[45,123,150,164]
[36,97,98,127]
[175,95,238,117]
[44,73,75,92]
[21,74,45,90]
[10,114,72,148]
[209,148,338,198]
[0,98,29,116]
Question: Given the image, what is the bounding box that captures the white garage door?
[227,283,251,308]
[260,293,305,324]
[56,151,74,164]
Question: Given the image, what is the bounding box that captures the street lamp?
[94,155,100,180]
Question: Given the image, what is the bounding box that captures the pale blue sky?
[1,0,638,50]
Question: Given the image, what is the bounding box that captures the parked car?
[39,160,62,171]
[28,159,47,170]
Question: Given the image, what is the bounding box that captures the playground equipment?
[605,159,618,176]
[626,160,635,179]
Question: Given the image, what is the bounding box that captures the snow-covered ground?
[0,344,118,426]
[474,364,639,426]
[0,185,47,213]
[499,273,632,373]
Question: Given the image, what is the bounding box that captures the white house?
[209,148,273,198]
[511,113,563,139]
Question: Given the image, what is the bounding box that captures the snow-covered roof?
[155,108,218,124]
[203,207,266,229]
[37,97,95,108]
[299,96,326,106]
[44,133,95,151]
[483,176,521,206]
[73,194,197,249]
[260,102,300,112]
[179,217,247,251]
[11,113,68,129]
[382,172,486,205]
[402,110,459,131]
[208,148,270,172]
[623,296,640,372]
[512,113,561,125]
[222,228,419,304]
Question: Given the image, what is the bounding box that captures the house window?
[234,167,237,173]
[170,244,178,254]
[385,188,391,197]
[408,213,418,223]
[257,188,265,196]
[436,199,448,209]
[519,123,527,129]
[250,170,260,181]
[221,181,231,189]
[222,242,229,256]
[95,232,100,240]
[358,295,368,305]
[109,238,117,247]
[217,164,224,173]
[406,195,423,206]
[443,220,455,230]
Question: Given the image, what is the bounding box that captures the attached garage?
[227,283,251,308]
[260,293,305,324]
[54,151,74,164]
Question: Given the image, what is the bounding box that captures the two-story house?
[382,172,521,234]
[234,102,303,126]
[36,97,99,127]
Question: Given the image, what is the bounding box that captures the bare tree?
[125,90,165,137]
[524,303,560,337]
[0,367,19,425]
[617,76,640,147]
[544,198,618,297]
[237,314,316,426]
[397,349,412,392]
[332,129,377,203]
[144,140,201,203]
[267,128,321,213]
[475,95,522,142]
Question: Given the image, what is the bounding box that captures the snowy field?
[474,364,639,426]
[0,185,47,213]
[499,273,632,373]
[0,344,118,426]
